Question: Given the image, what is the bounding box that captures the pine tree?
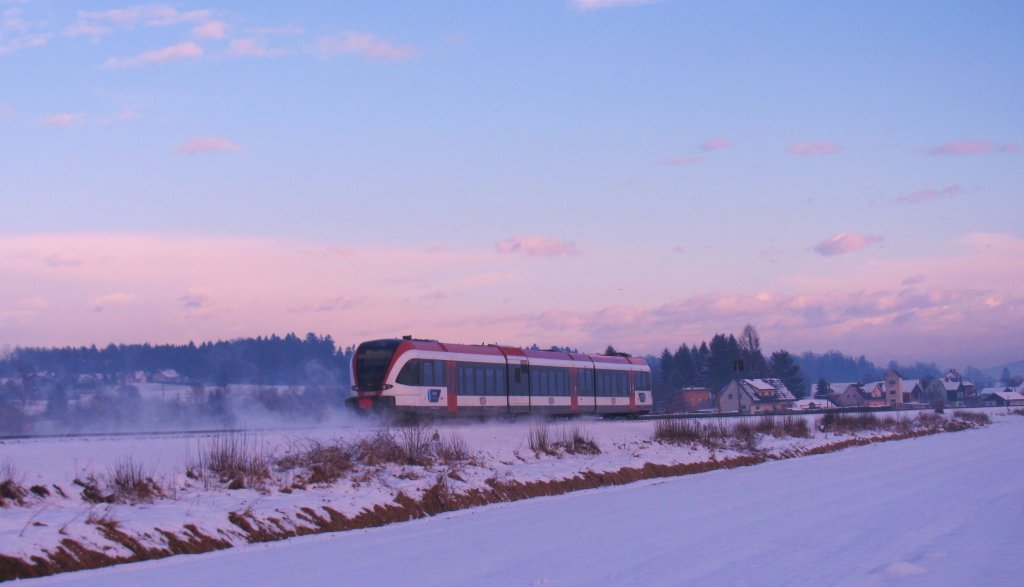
[815,377,830,399]
[770,350,807,398]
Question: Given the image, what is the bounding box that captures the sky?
[1,0,1022,368]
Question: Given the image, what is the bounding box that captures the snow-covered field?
[2,410,1018,584]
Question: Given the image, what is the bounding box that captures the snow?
[17,414,1024,586]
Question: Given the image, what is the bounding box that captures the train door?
[446,359,458,414]
[508,359,530,414]
[570,367,579,413]
[628,370,637,412]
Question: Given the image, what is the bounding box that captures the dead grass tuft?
[558,425,601,455]
[188,433,272,489]
[953,410,990,426]
[278,440,354,486]
[1,462,27,507]
[436,433,471,464]
[527,421,555,456]
[108,457,161,504]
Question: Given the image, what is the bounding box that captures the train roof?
[379,338,647,366]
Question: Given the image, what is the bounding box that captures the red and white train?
[349,337,652,416]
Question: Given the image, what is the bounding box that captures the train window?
[557,370,566,396]
[485,368,495,395]
[421,361,434,387]
[397,360,420,385]
[475,369,485,395]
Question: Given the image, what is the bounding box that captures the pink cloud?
[787,141,842,155]
[174,136,241,154]
[317,32,418,61]
[814,232,884,257]
[40,113,80,126]
[928,140,1020,155]
[192,21,226,40]
[495,236,581,257]
[91,292,136,312]
[572,0,658,9]
[897,184,962,204]
[228,38,282,57]
[73,6,210,31]
[664,155,702,167]
[103,42,203,69]
[701,137,732,151]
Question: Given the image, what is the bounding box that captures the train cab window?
[397,360,420,385]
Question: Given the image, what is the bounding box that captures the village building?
[151,369,184,384]
[663,387,715,413]
[717,378,796,414]
[926,369,976,406]
[976,387,1024,407]
[827,383,864,408]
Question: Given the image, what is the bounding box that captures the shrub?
[1010,408,1024,417]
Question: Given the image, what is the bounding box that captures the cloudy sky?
[1,1,1022,367]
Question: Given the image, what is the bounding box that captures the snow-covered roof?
[737,378,796,403]
[794,398,836,410]
[979,388,1024,402]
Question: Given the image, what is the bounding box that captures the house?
[664,387,715,413]
[718,378,796,415]
[151,369,183,384]
[926,369,976,406]
[858,382,888,408]
[828,383,865,407]
[977,387,1024,407]
[120,371,148,385]
[882,369,921,407]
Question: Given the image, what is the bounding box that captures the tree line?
[648,325,807,401]
[0,333,353,387]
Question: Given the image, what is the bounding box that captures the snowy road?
[27,419,1024,586]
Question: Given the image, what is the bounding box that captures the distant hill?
[981,359,1024,380]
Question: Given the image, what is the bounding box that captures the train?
[348,337,653,417]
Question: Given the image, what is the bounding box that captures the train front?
[350,339,401,410]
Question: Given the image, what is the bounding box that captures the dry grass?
[398,424,435,466]
[655,416,810,450]
[436,433,471,463]
[953,410,990,426]
[278,440,354,486]
[188,433,272,489]
[557,425,600,455]
[1010,408,1024,417]
[1,462,27,508]
[527,422,555,456]
[108,457,161,504]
